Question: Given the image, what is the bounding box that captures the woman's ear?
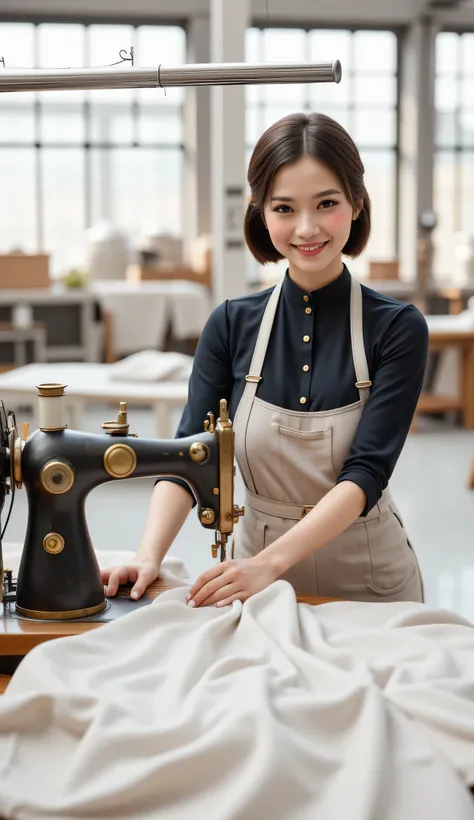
[352,199,364,221]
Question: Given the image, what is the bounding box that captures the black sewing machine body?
[0,386,240,622]
[17,427,220,618]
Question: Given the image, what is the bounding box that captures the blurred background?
[1,0,474,616]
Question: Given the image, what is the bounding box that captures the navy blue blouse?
[159,265,428,516]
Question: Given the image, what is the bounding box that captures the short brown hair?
[244,112,371,264]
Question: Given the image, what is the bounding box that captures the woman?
[102,113,428,609]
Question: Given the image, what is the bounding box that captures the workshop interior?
[1,1,474,818]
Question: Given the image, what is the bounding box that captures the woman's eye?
[273,204,293,213]
[318,200,337,209]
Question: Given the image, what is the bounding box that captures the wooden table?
[0,580,339,694]
[415,326,474,429]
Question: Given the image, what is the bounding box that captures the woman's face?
[262,155,361,289]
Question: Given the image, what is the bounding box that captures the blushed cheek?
[267,219,292,247]
[322,211,352,237]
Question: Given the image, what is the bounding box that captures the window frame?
[0,17,187,272]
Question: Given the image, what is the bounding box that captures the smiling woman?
[245,113,370,292]
[105,110,428,610]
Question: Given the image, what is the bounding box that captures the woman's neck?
[288,258,345,293]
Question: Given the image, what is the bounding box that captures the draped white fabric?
[0,551,474,819]
[90,281,212,355]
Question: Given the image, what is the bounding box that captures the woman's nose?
[295,214,320,239]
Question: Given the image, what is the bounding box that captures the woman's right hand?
[100,559,162,600]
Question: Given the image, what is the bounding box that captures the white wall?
[2,0,473,27]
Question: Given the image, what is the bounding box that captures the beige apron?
[232,276,423,603]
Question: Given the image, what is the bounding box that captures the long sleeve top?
[158,265,429,516]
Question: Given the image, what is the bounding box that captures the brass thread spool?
[36,383,68,431]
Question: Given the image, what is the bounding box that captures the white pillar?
[210,0,250,304]
[182,14,211,263]
[398,17,438,282]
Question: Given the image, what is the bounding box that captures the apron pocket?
[361,509,418,596]
[278,425,330,441]
[277,425,337,490]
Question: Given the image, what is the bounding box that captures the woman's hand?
[186,554,278,608]
[101,558,161,600]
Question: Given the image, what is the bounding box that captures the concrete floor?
[4,403,474,621]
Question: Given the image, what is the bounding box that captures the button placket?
[299,296,313,409]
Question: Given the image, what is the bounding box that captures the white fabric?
[108,350,193,382]
[91,281,170,354]
[163,281,213,341]
[90,280,212,355]
[0,548,474,818]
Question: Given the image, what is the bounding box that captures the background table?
[0,361,189,437]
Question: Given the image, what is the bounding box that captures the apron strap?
[234,274,370,493]
[233,281,283,493]
[350,277,371,406]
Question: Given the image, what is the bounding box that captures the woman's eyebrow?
[271,188,341,202]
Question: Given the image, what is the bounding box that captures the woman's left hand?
[186,555,278,608]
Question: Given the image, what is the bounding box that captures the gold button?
[303,365,309,372]
[303,335,310,342]
[305,307,312,315]
[300,397,307,405]
[303,295,309,303]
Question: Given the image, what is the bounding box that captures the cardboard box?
[0,254,50,289]
[126,263,211,289]
[368,261,399,281]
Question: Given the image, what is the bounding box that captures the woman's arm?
[102,480,194,599]
[259,480,366,576]
[102,302,235,599]
[336,303,429,515]
[186,481,366,607]
[155,299,234,504]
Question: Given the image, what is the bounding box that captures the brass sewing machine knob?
[233,505,245,524]
[103,443,137,479]
[101,402,130,436]
[200,508,216,525]
[190,442,210,463]
[206,412,215,434]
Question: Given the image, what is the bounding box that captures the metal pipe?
[0,60,341,93]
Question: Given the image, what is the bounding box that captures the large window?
[245,27,399,278]
[0,22,186,276]
[434,31,474,278]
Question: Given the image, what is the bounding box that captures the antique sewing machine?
[0,383,243,624]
